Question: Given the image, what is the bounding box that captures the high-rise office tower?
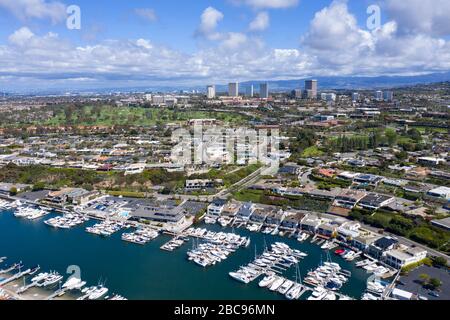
[228,82,239,97]
[383,91,394,102]
[304,80,318,99]
[260,83,269,99]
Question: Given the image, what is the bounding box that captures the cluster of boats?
[187,241,239,267]
[0,199,13,210]
[204,215,217,224]
[259,270,306,300]
[184,228,251,248]
[304,262,351,292]
[297,232,310,242]
[44,213,89,229]
[335,249,361,261]
[122,228,159,245]
[356,259,390,277]
[0,257,126,300]
[13,206,50,220]
[217,216,233,227]
[17,271,64,293]
[0,288,12,300]
[229,242,308,285]
[320,240,339,250]
[86,220,125,237]
[307,286,352,300]
[161,237,188,251]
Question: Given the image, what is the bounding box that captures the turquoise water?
[0,210,370,300]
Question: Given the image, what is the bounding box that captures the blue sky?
[0,0,449,91]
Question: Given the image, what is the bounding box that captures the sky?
[0,0,449,91]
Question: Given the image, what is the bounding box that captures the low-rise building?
[431,217,450,231]
[333,189,367,209]
[368,236,398,260]
[300,215,322,233]
[426,186,450,201]
[359,193,395,210]
[207,199,227,216]
[384,247,427,269]
[236,202,255,220]
[280,212,306,230]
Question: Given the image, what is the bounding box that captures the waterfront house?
[236,202,255,221]
[264,209,285,226]
[351,233,381,252]
[383,247,427,269]
[280,212,306,230]
[207,199,227,216]
[249,205,276,224]
[300,215,321,233]
[368,236,398,260]
[132,202,186,225]
[317,223,336,238]
[337,221,361,241]
[221,201,242,217]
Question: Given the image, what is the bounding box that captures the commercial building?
[304,80,318,99]
[384,247,427,269]
[207,199,227,216]
[228,82,239,97]
[383,91,394,102]
[206,85,216,99]
[260,83,269,99]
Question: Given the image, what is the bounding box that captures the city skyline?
[0,0,449,91]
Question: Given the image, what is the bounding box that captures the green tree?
[9,187,17,196]
[385,128,398,146]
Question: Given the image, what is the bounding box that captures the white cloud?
[384,0,450,36]
[8,27,34,46]
[301,0,450,74]
[196,7,224,40]
[134,8,158,23]
[249,12,269,31]
[231,0,299,9]
[0,0,66,24]
[220,32,248,50]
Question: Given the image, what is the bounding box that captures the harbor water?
[0,209,370,300]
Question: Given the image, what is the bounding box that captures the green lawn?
[301,146,324,157]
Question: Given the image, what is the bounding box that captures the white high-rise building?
[375,90,383,101]
[228,82,239,97]
[206,85,216,99]
[260,83,269,99]
[352,92,359,101]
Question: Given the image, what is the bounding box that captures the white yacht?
[258,273,276,288]
[277,280,294,295]
[269,277,285,291]
[88,286,109,300]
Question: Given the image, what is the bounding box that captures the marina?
[0,205,377,299]
[0,256,125,300]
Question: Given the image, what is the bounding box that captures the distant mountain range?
[216,71,450,93]
[5,71,450,95]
